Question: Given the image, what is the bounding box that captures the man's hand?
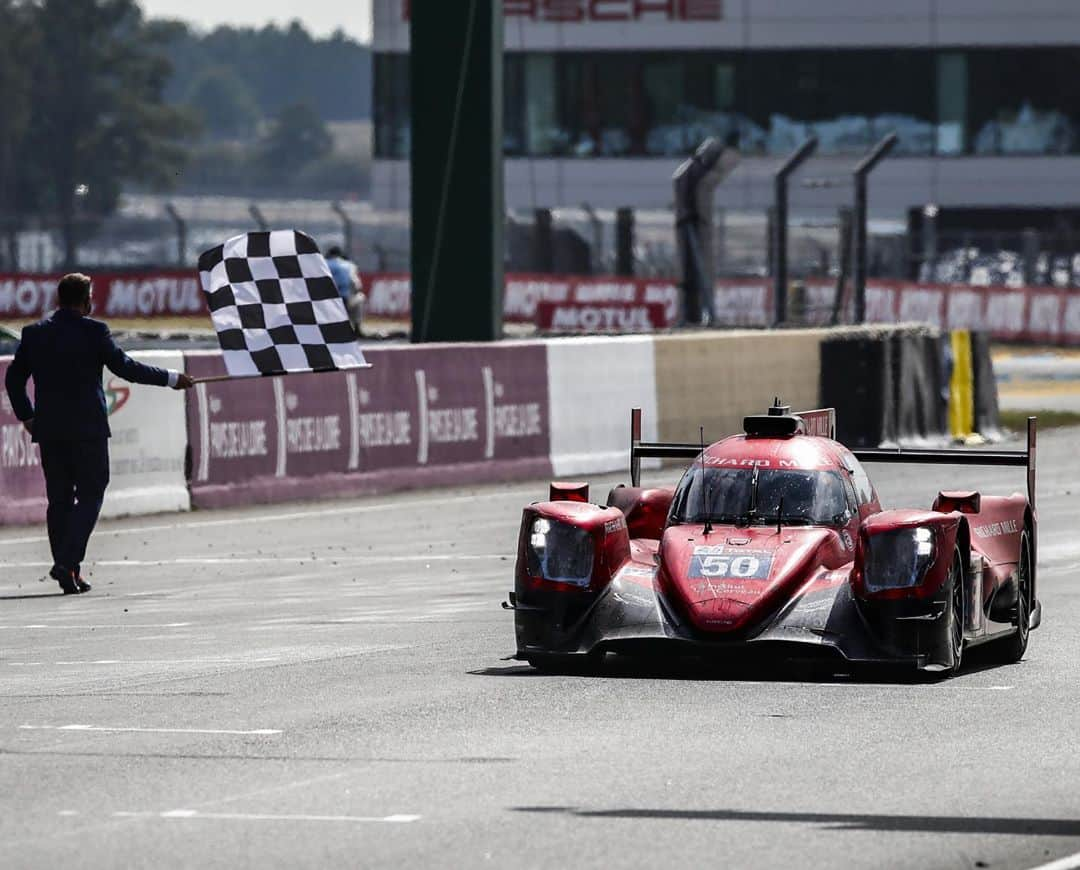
[171,373,195,390]
[22,418,33,436]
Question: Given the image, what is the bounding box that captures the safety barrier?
[0,351,192,525]
[654,328,824,443]
[970,331,1002,438]
[892,329,946,444]
[100,351,191,518]
[546,335,658,476]
[185,343,553,509]
[0,356,46,525]
[820,328,897,448]
[0,325,1000,527]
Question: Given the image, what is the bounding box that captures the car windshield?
[670,467,851,526]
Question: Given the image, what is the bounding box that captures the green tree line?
[0,0,370,268]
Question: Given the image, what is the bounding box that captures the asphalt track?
[2,429,1080,869]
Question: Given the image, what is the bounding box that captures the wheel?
[939,545,965,677]
[989,531,1032,665]
[527,652,603,675]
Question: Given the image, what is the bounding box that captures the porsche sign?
[401,0,722,22]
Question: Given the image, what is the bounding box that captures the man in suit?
[4,273,194,595]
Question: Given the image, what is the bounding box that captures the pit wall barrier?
[0,326,997,527]
[546,336,658,476]
[184,344,553,509]
[820,326,998,448]
[0,351,191,526]
[653,329,824,444]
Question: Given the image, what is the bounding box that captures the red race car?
[506,402,1039,676]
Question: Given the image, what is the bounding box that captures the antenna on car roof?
[699,425,712,536]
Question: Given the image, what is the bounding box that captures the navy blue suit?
[4,308,172,572]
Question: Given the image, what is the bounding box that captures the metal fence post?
[852,133,898,324]
[615,207,634,276]
[331,201,354,256]
[1022,228,1040,285]
[249,204,268,231]
[773,137,818,326]
[164,202,187,267]
[921,203,938,282]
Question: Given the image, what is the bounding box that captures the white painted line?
[19,725,282,735]
[43,658,280,665]
[0,623,192,631]
[112,810,420,824]
[57,810,80,817]
[0,554,508,569]
[0,484,539,548]
[1025,850,1080,870]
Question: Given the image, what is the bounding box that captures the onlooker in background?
[326,246,365,336]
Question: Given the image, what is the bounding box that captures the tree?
[0,2,35,267]
[257,103,333,177]
[184,66,261,140]
[17,0,196,267]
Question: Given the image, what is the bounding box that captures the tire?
[527,652,603,675]
[989,531,1032,665]
[939,546,965,677]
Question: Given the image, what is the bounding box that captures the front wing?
[509,572,957,671]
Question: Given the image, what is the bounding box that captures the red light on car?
[550,481,590,503]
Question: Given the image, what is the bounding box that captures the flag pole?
[191,364,372,385]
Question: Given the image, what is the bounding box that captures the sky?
[138,0,373,42]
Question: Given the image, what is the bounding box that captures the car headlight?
[526,517,594,587]
[863,527,936,592]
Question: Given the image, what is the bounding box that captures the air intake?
[743,415,802,437]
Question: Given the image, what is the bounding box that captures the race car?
[505,402,1040,676]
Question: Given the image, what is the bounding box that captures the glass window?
[670,467,851,526]
[375,47,1080,161]
[744,50,936,156]
[936,52,967,156]
[967,49,1080,156]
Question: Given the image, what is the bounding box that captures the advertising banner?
[186,343,552,509]
[7,269,1080,346]
[0,357,46,525]
[0,272,206,320]
[535,301,668,332]
[100,351,191,519]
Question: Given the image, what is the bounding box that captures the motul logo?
[401,0,722,23]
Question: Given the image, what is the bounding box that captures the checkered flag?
[197,230,369,378]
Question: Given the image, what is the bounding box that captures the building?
[372,0,1080,224]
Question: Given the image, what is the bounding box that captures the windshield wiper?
[744,465,759,526]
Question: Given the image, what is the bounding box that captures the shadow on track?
[473,649,1024,684]
[0,592,62,601]
[510,806,1080,836]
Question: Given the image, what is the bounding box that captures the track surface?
[2,430,1079,869]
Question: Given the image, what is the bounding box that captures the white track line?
[112,810,420,823]
[123,810,418,823]
[1026,851,1080,870]
[0,485,539,547]
[0,623,192,630]
[0,554,508,568]
[19,725,281,735]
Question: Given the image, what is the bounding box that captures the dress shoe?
[48,564,80,595]
[75,575,91,593]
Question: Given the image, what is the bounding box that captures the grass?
[1000,409,1080,431]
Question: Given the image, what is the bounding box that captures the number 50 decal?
[691,549,773,580]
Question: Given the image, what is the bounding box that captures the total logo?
[105,379,130,417]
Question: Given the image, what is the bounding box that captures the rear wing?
[853,417,1037,512]
[627,408,1037,511]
